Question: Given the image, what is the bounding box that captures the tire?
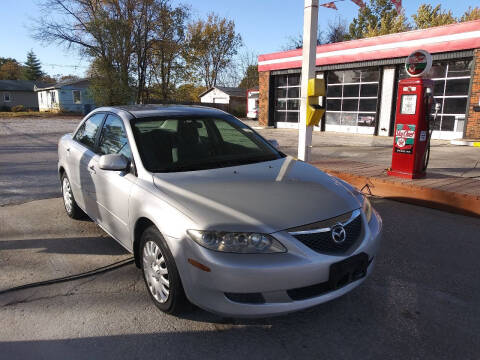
[140,226,189,314]
[61,173,85,220]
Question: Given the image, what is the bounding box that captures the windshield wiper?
[151,155,278,173]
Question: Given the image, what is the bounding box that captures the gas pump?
[387,50,436,179]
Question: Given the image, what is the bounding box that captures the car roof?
[95,104,229,119]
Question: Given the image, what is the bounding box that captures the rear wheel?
[140,226,189,314]
[61,173,85,220]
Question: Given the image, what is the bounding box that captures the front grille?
[289,210,363,255]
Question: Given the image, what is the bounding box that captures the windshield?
[131,115,284,172]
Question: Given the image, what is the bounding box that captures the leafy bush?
[0,105,11,112]
[11,105,25,112]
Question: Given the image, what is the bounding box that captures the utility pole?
[298,0,319,162]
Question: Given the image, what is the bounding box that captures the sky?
[0,0,474,78]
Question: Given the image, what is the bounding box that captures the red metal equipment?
[387,77,434,179]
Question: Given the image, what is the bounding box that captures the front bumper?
[171,209,382,317]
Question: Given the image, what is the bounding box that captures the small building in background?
[199,86,246,117]
[35,78,94,114]
[0,80,45,111]
[246,89,259,119]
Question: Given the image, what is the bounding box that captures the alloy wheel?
[142,240,170,303]
[62,177,73,214]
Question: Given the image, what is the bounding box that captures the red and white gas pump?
[388,50,438,179]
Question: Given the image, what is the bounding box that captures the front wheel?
[140,226,189,314]
[61,173,85,220]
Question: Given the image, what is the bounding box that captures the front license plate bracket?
[329,252,369,290]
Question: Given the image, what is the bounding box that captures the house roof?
[35,78,90,91]
[258,19,480,72]
[199,86,246,98]
[0,80,49,92]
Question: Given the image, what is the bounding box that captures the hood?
[152,157,360,234]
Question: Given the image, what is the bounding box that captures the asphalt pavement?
[1,116,479,359]
[1,197,479,359]
[0,117,81,206]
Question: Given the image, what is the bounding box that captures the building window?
[3,92,12,102]
[73,90,82,104]
[273,73,301,123]
[325,68,380,129]
[50,91,56,104]
[400,59,472,133]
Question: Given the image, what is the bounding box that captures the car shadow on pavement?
[0,236,128,256]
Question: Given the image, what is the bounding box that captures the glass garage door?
[273,73,301,128]
[325,68,380,134]
[399,59,472,140]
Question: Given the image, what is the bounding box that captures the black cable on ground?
[0,257,135,296]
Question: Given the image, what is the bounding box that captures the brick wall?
[466,49,480,139]
[258,71,270,127]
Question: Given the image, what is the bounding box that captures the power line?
[41,63,89,69]
[18,61,89,70]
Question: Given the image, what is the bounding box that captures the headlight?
[362,196,373,223]
[187,230,286,254]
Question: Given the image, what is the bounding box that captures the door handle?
[66,148,70,152]
[89,165,96,174]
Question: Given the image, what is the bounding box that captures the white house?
[199,86,246,116]
[35,78,95,114]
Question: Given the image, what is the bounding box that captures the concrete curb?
[252,126,274,130]
[314,166,480,218]
[450,139,480,147]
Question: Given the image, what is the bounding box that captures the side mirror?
[268,139,280,149]
[99,154,129,171]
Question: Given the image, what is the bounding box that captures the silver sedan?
[58,105,382,317]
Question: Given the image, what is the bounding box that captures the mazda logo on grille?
[331,224,347,244]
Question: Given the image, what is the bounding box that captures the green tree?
[412,4,456,29]
[347,0,410,39]
[365,13,410,37]
[40,74,57,84]
[57,75,80,83]
[173,83,206,102]
[460,7,480,22]
[23,51,44,81]
[87,58,134,106]
[184,13,242,88]
[0,57,18,68]
[0,60,24,80]
[150,2,190,100]
[238,65,258,89]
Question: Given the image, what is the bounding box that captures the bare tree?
[326,17,348,44]
[217,48,257,88]
[32,0,140,104]
[132,0,158,103]
[281,29,325,51]
[32,0,188,104]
